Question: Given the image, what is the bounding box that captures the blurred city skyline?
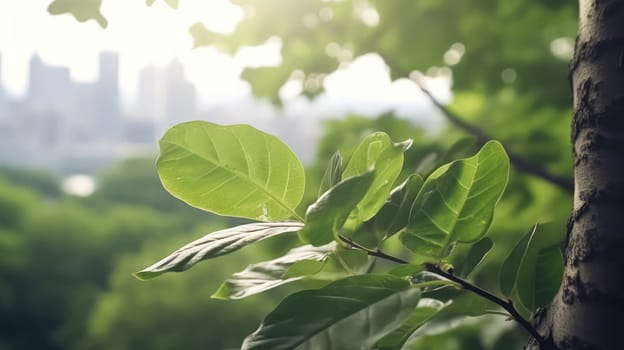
[0,48,448,174]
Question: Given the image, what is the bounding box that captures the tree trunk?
[529,0,624,349]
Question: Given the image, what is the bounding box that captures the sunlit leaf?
[212,243,334,300]
[376,298,450,350]
[241,274,421,350]
[47,0,107,28]
[401,141,509,258]
[298,171,375,246]
[342,132,410,224]
[157,121,305,222]
[318,151,343,197]
[134,222,303,280]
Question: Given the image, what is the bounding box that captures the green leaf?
[457,237,493,277]
[134,222,303,280]
[212,243,334,300]
[282,259,327,279]
[342,132,410,224]
[298,171,375,246]
[318,151,343,197]
[499,224,564,312]
[157,121,305,221]
[526,245,563,309]
[500,226,535,297]
[374,174,425,239]
[47,0,107,28]
[376,298,450,350]
[241,274,421,350]
[400,141,509,258]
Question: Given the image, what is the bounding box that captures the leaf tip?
[394,138,414,152]
[132,270,159,281]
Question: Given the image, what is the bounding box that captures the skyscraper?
[28,54,73,117]
[136,60,196,138]
[94,51,120,141]
[164,60,196,127]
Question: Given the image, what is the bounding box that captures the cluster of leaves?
[136,121,564,349]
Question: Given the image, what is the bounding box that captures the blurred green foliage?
[0,163,289,350]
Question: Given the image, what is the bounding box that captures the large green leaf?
[241,274,421,350]
[157,121,305,222]
[298,171,375,246]
[212,243,334,300]
[47,0,107,28]
[376,298,450,350]
[374,174,425,239]
[401,141,509,259]
[134,222,303,280]
[500,224,564,312]
[342,132,411,224]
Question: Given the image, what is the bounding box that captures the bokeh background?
[0,1,576,349]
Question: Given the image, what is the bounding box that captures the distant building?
[136,60,196,139]
[0,101,63,168]
[164,60,197,127]
[94,52,121,141]
[28,54,73,118]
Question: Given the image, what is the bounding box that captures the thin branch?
[338,234,409,264]
[423,262,546,345]
[414,82,574,194]
[380,54,573,193]
[337,234,545,345]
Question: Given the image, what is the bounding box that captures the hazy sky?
[0,0,451,118]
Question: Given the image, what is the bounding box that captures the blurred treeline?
[0,159,279,349]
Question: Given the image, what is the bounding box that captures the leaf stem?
[423,262,545,345]
[413,81,573,194]
[338,234,408,264]
[337,234,545,345]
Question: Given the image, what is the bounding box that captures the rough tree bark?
[528,0,624,349]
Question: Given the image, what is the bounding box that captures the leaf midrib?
[161,139,301,220]
[434,161,478,258]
